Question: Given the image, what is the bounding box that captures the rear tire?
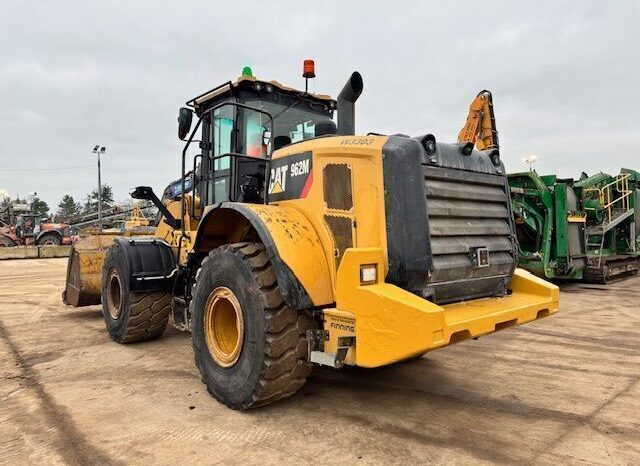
[101,243,171,343]
[37,233,61,246]
[190,242,314,409]
[0,236,15,247]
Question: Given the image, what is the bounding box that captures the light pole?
[521,154,538,172]
[92,145,106,232]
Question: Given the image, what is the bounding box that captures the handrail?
[601,173,630,192]
[583,173,632,224]
[180,101,274,238]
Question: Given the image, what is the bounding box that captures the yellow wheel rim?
[107,269,123,320]
[203,287,244,367]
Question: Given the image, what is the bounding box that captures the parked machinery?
[64,65,559,409]
[508,169,640,283]
[457,90,499,152]
[457,90,640,283]
[0,210,76,247]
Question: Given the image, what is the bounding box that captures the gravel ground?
[0,258,638,465]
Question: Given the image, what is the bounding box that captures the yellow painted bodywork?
[191,135,391,307]
[271,135,390,297]
[155,197,199,264]
[336,248,559,368]
[239,203,334,306]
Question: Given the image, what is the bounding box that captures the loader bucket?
[62,226,157,306]
[62,233,119,307]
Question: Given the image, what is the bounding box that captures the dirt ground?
[0,258,638,465]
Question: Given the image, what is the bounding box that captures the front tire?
[191,242,313,409]
[101,243,171,343]
[37,233,61,246]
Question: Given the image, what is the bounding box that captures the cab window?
[212,105,233,168]
[289,120,315,143]
[244,111,270,157]
[243,97,327,147]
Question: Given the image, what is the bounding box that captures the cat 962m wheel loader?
[65,63,559,409]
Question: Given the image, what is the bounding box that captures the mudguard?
[36,229,62,243]
[195,203,334,309]
[111,237,176,293]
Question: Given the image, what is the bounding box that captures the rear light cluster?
[359,264,378,285]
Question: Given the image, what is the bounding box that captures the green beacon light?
[242,66,253,77]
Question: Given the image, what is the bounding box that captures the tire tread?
[119,292,171,343]
[191,242,313,409]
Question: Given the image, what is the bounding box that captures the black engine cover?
[382,136,516,304]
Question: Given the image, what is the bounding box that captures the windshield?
[244,98,332,144]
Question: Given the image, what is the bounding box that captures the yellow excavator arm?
[457,90,499,151]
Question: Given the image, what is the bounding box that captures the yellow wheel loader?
[64,65,559,409]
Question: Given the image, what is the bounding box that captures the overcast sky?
[0,1,638,210]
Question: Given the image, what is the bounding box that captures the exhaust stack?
[337,72,363,135]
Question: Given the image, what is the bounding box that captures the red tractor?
[0,214,76,247]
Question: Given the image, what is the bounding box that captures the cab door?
[199,104,271,206]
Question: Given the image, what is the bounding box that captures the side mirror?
[178,107,193,140]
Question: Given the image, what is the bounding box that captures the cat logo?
[267,151,313,201]
[268,166,288,194]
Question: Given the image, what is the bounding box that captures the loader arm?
[457,90,499,151]
[131,186,180,229]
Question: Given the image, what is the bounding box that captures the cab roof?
[187,75,335,110]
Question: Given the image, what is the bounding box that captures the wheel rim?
[107,269,123,320]
[204,286,244,367]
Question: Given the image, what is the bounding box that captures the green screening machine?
[508,169,640,283]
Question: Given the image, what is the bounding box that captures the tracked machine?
[509,169,640,283]
[64,63,558,409]
[457,90,640,283]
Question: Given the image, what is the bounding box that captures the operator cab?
[15,214,38,239]
[179,66,336,216]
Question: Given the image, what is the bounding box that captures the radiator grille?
[324,215,353,270]
[323,164,353,211]
[424,166,516,302]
